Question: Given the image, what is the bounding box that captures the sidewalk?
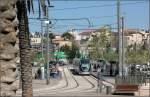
[33,78,60,90]
[91,72,150,96]
[16,78,61,96]
[138,83,150,96]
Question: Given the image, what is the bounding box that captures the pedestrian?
[58,66,63,79]
[35,72,38,79]
[93,64,97,72]
[37,68,41,79]
[97,64,100,71]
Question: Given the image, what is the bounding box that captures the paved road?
[16,66,118,96]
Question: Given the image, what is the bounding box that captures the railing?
[115,74,146,85]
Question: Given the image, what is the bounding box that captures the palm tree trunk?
[17,0,33,97]
[0,0,20,96]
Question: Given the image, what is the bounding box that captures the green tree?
[61,32,74,41]
[126,44,149,64]
[60,45,70,58]
[49,33,55,40]
[89,31,109,60]
[103,50,118,62]
[60,43,80,61]
[69,43,80,59]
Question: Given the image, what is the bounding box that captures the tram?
[73,58,92,75]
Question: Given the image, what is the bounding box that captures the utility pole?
[121,17,124,76]
[45,6,50,85]
[117,0,122,76]
[41,19,44,61]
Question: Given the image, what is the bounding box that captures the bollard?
[106,86,112,95]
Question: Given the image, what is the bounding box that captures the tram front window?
[81,64,90,72]
[80,59,90,72]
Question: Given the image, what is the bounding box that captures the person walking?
[37,68,41,79]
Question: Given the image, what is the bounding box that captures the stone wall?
[0,0,19,96]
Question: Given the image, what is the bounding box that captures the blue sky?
[28,0,149,34]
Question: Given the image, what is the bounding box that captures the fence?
[115,74,146,85]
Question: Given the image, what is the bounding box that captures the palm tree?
[0,0,18,96]
[0,0,20,96]
[17,1,33,97]
[17,0,50,96]
[0,0,49,96]
[16,0,49,97]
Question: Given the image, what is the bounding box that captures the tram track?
[82,76,95,90]
[91,73,115,88]
[33,67,114,96]
[44,68,97,95]
[38,67,80,95]
[47,67,69,91]
[51,75,96,94]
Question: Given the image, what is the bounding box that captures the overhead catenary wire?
[34,0,148,2]
[30,0,147,33]
[28,15,116,21]
[52,1,146,11]
[32,1,146,12]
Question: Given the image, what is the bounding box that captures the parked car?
[141,68,150,76]
[49,61,56,68]
[58,61,66,66]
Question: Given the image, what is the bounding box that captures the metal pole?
[148,0,150,97]
[117,0,122,76]
[97,67,102,93]
[0,54,2,97]
[41,19,44,60]
[46,6,50,85]
[121,17,124,76]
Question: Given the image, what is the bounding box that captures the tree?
[61,32,74,41]
[126,44,149,65]
[60,45,70,57]
[17,1,33,97]
[60,43,80,61]
[49,33,55,40]
[69,43,80,60]
[0,0,49,96]
[103,41,118,62]
[16,0,49,97]
[0,0,20,96]
[89,31,110,60]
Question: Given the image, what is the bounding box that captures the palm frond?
[40,0,46,16]
[27,0,31,13]
[38,0,41,18]
[30,0,34,14]
[26,0,34,14]
[47,0,50,6]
